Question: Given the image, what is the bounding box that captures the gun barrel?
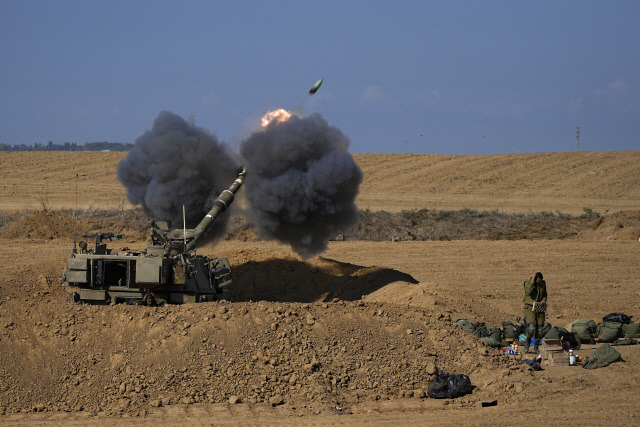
[184,168,246,252]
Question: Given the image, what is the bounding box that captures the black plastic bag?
[427,373,473,399]
[519,359,543,371]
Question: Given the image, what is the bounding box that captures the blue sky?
[1,1,639,154]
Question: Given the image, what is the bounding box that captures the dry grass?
[349,208,600,241]
[0,207,602,242]
[0,212,26,232]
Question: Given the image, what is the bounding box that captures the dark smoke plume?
[240,113,362,258]
[117,111,240,245]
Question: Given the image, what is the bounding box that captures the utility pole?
[576,127,580,151]
[74,173,78,218]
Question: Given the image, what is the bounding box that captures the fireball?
[261,108,293,128]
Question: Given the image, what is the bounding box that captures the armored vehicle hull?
[62,168,246,305]
[63,251,232,304]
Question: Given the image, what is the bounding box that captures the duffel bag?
[622,322,640,339]
[596,321,623,343]
[570,319,598,342]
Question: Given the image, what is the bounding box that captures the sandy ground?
[1,151,639,425]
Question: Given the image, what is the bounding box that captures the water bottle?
[569,349,576,366]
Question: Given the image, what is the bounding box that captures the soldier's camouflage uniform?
[523,278,547,338]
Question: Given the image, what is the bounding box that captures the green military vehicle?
[61,169,246,305]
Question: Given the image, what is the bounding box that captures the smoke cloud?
[240,113,362,258]
[117,111,241,244]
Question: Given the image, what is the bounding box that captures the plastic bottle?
[569,349,576,366]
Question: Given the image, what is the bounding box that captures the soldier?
[135,292,166,307]
[522,272,547,354]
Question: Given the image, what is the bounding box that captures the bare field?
[1,150,639,424]
[2,151,640,213]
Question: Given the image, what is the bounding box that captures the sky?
[1,1,639,154]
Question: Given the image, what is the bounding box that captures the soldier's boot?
[529,325,541,354]
[525,324,537,354]
[532,341,540,354]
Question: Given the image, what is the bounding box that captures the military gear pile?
[501,321,524,340]
[456,313,636,350]
[454,319,503,348]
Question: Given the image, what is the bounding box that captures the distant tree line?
[0,141,133,152]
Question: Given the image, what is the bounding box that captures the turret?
[146,168,247,256]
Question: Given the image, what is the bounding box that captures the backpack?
[569,319,598,342]
[602,313,633,325]
[622,322,640,339]
[544,326,581,350]
[502,321,524,340]
[596,322,623,343]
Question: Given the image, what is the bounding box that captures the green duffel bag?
[480,336,501,348]
[544,326,565,340]
[622,322,640,339]
[455,319,474,333]
[596,322,623,343]
[570,319,598,342]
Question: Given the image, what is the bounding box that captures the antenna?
[576,127,580,151]
[183,205,187,248]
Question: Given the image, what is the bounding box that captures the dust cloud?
[117,111,241,244]
[240,113,362,258]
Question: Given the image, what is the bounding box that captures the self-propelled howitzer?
[61,168,247,305]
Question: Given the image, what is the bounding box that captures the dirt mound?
[579,210,640,241]
[0,242,532,417]
[0,211,92,239]
[0,269,529,416]
[0,210,146,241]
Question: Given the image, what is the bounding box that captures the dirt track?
[1,151,639,424]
